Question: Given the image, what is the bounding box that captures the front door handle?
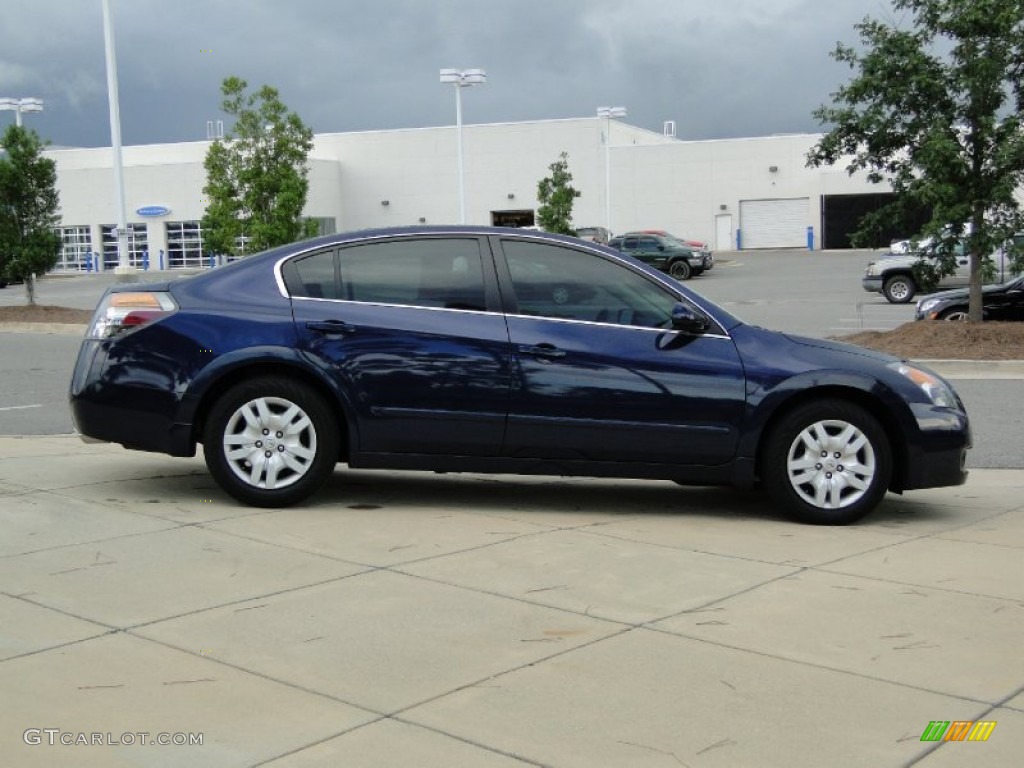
[518,343,566,360]
[306,319,355,336]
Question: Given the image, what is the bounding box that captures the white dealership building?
[44,117,887,273]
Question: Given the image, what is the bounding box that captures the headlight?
[917,298,941,314]
[865,262,877,275]
[889,362,959,409]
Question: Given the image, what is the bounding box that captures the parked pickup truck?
[863,237,1022,303]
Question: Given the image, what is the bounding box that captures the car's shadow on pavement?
[310,469,781,523]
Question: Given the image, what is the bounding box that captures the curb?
[0,322,87,335]
[918,359,1024,379]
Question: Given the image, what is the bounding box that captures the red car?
[636,229,708,251]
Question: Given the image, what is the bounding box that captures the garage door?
[740,198,808,249]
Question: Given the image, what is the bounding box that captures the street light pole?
[597,106,626,235]
[0,97,43,127]
[101,0,134,279]
[440,68,486,224]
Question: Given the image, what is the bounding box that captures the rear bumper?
[71,396,196,457]
[69,338,196,457]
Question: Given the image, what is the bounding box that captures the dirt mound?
[841,321,1024,360]
[0,305,93,324]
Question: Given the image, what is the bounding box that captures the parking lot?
[1,250,1023,766]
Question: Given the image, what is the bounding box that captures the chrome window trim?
[504,310,732,339]
[290,295,497,317]
[290,295,730,339]
[273,231,492,300]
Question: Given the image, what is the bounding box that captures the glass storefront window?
[52,226,93,273]
[166,221,205,269]
[101,224,149,270]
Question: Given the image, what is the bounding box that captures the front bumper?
[862,276,883,293]
[899,403,971,491]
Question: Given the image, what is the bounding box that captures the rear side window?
[287,250,340,299]
[283,239,488,311]
[339,238,487,310]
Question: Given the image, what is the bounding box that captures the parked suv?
[608,233,708,280]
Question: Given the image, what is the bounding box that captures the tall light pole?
[0,98,44,127]
[101,0,134,278]
[440,68,486,224]
[597,106,626,235]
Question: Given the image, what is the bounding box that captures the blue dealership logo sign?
[136,205,171,217]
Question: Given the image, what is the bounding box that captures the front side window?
[501,240,680,328]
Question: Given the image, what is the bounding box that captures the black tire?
[883,274,916,304]
[761,398,892,525]
[668,260,692,280]
[203,376,339,507]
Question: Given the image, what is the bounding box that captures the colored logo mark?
[921,720,996,742]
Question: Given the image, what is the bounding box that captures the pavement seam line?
[641,623,1000,709]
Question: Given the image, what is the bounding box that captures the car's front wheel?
[938,308,969,321]
[668,260,692,280]
[762,399,892,525]
[883,275,916,303]
[203,376,339,507]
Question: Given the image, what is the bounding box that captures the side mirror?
[671,303,709,333]
[656,245,665,251]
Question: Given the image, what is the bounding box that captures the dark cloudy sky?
[0,0,888,148]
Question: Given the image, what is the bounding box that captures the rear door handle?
[306,319,355,336]
[518,343,566,360]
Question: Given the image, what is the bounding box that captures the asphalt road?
[0,253,1020,467]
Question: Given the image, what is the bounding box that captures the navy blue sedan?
[70,227,970,524]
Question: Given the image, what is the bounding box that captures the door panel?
[496,238,745,466]
[287,238,512,456]
[505,317,745,464]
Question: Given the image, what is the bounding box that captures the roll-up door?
[739,198,808,248]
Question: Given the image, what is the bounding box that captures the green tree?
[202,76,318,257]
[807,0,1024,322]
[0,125,61,305]
[536,151,578,235]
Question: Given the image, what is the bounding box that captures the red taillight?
[87,291,177,339]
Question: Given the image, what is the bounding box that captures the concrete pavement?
[1,435,1022,767]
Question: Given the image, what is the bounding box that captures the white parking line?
[0,404,43,412]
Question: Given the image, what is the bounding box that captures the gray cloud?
[0,0,875,147]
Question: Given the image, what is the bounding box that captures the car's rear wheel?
[203,376,339,507]
[938,308,969,321]
[668,260,692,280]
[883,275,915,303]
[762,399,891,525]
